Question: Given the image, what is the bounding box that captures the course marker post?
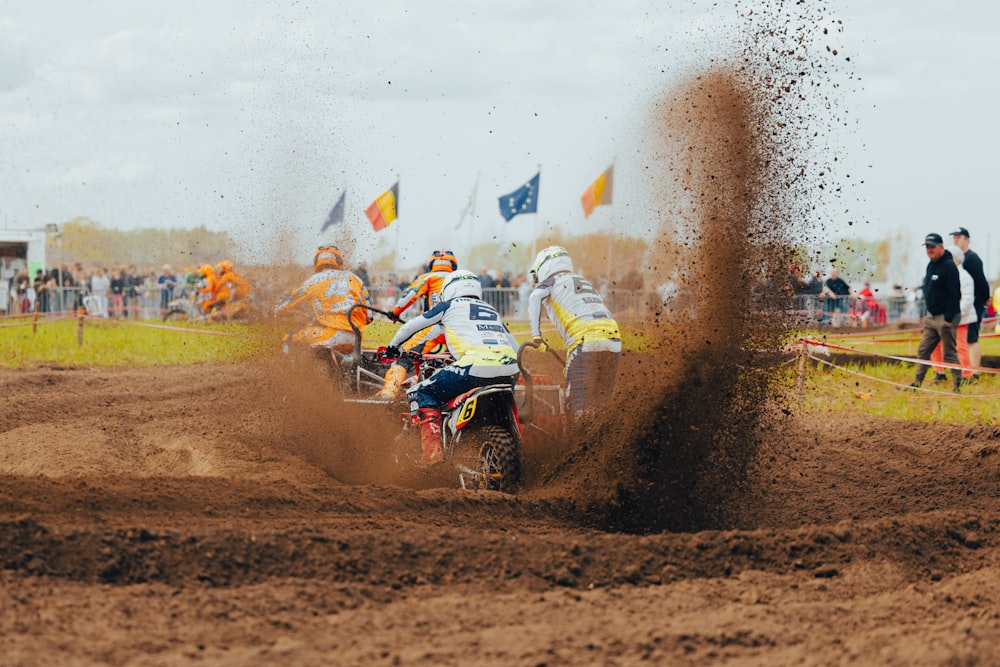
[796,344,807,403]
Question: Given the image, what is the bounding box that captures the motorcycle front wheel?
[475,425,522,493]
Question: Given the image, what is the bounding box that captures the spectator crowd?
[2,261,211,319]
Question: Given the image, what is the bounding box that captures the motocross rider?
[527,246,621,416]
[375,249,457,400]
[274,245,372,356]
[196,263,221,314]
[214,260,252,309]
[384,269,519,464]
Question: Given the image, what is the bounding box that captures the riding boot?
[376,364,407,400]
[416,408,443,464]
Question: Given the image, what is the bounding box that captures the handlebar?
[375,347,423,364]
[348,302,403,325]
[518,338,565,365]
[375,347,452,364]
[345,303,404,366]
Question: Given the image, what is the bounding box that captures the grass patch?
[794,327,1000,359]
[0,316,655,369]
[781,355,999,426]
[0,318,273,369]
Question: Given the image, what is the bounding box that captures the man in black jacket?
[950,227,990,381]
[910,233,963,392]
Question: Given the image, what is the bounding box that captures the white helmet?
[530,246,573,284]
[440,269,483,301]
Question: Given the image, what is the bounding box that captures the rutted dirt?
[2,361,1000,666]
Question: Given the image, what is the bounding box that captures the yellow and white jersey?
[389,297,518,378]
[528,272,621,355]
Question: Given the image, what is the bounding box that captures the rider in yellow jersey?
[527,246,621,416]
[385,270,519,463]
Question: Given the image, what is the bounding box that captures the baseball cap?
[923,233,943,247]
[949,226,970,238]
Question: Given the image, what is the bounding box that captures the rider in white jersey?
[527,246,621,415]
[386,270,519,464]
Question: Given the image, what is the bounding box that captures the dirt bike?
[376,347,524,493]
[162,285,205,322]
[163,287,247,323]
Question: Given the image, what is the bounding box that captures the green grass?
[793,327,1000,359]
[780,355,1000,426]
[0,318,272,368]
[782,326,1000,425]
[0,316,654,369]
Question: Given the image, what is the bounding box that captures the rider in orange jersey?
[196,264,221,313]
[375,250,457,399]
[214,260,252,306]
[274,245,372,355]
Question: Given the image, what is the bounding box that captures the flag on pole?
[498,171,540,222]
[365,181,399,232]
[581,164,613,218]
[456,174,479,230]
[321,191,346,232]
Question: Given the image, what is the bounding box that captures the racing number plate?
[455,396,478,428]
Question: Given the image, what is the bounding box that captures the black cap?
[949,226,970,238]
[923,233,943,247]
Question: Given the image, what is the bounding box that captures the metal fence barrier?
[15,284,925,329]
[15,286,174,320]
[789,294,923,327]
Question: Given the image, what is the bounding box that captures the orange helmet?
[215,260,233,273]
[198,264,215,277]
[426,249,458,273]
[314,245,344,272]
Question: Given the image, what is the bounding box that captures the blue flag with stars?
[498,172,539,222]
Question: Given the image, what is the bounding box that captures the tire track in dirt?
[2,511,996,589]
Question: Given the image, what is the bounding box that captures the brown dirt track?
[2,360,1000,666]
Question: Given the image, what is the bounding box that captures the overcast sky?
[1,1,998,284]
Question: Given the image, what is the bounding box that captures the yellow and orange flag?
[580,164,613,218]
[365,181,399,232]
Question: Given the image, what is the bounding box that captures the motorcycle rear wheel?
[476,425,521,493]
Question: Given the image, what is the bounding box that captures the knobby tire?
[477,425,521,494]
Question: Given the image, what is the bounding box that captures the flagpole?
[606,208,613,283]
[606,158,615,282]
[394,174,400,265]
[467,172,479,257]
